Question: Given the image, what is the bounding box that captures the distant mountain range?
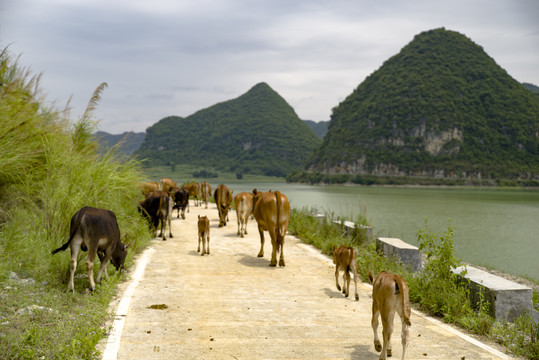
[97,28,538,182]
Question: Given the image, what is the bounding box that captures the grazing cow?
[172,187,189,219]
[369,271,411,360]
[200,181,212,209]
[51,207,129,292]
[333,245,359,300]
[138,191,172,240]
[160,177,178,195]
[234,192,253,238]
[186,182,202,206]
[138,181,160,197]
[214,184,233,227]
[197,215,210,255]
[252,189,290,267]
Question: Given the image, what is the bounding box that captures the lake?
[222,181,539,281]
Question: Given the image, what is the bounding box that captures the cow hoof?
[374,341,382,352]
[386,349,392,357]
[269,262,277,267]
[279,261,285,267]
[257,253,263,258]
[355,294,359,301]
[200,253,204,256]
[336,285,342,291]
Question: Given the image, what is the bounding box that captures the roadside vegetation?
[0,48,151,359]
[288,207,539,359]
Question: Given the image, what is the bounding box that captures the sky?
[1,0,538,134]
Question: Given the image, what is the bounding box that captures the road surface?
[100,199,518,360]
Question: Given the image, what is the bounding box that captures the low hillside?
[95,131,145,156]
[307,28,539,181]
[136,82,321,177]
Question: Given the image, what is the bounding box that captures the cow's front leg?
[96,252,111,285]
[381,314,394,359]
[257,226,265,257]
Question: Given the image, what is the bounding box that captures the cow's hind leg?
[257,226,265,258]
[400,311,410,360]
[344,268,351,297]
[277,228,285,267]
[335,265,341,292]
[205,232,210,255]
[68,234,83,292]
[268,228,278,266]
[372,303,382,353]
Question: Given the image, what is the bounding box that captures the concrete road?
[101,200,518,360]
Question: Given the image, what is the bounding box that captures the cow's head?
[111,242,130,272]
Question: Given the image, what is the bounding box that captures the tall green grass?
[0,47,151,359]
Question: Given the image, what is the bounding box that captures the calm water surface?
[225,181,539,281]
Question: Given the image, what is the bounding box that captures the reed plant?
[0,47,151,359]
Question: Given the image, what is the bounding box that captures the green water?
[225,181,539,281]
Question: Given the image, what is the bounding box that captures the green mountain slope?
[94,131,145,156]
[303,120,329,139]
[308,28,539,180]
[136,83,321,177]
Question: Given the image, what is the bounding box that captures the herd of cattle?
[50,177,411,360]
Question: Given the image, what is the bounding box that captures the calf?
[172,187,189,219]
[197,215,210,255]
[252,189,290,267]
[138,191,172,240]
[200,181,212,209]
[214,184,233,227]
[51,207,129,292]
[333,245,359,300]
[369,271,411,360]
[234,192,253,237]
[186,182,202,206]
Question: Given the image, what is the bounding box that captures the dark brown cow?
[138,191,172,240]
[51,207,129,292]
[197,215,210,255]
[200,181,212,209]
[160,177,178,195]
[333,245,359,300]
[234,192,253,237]
[369,271,411,360]
[252,189,290,267]
[172,187,189,219]
[214,184,233,227]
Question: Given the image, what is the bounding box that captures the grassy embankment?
[288,207,539,359]
[0,49,151,359]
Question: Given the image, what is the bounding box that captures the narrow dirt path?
[101,200,518,360]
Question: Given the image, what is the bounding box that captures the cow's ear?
[124,243,130,250]
[252,189,257,195]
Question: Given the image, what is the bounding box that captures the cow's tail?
[368,271,374,284]
[275,191,283,248]
[396,276,412,326]
[51,207,86,255]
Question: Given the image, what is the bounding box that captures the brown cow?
[214,184,233,227]
[200,181,212,209]
[252,189,290,267]
[138,191,172,240]
[160,177,178,194]
[185,182,202,207]
[333,245,359,300]
[51,207,129,292]
[369,271,411,360]
[138,181,160,197]
[234,192,253,238]
[172,187,189,219]
[197,215,210,255]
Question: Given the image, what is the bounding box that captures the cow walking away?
[160,177,178,195]
[234,192,253,238]
[252,189,290,267]
[200,182,212,209]
[214,184,233,227]
[51,207,129,292]
[172,187,189,219]
[197,215,210,255]
[369,271,411,360]
[138,191,173,240]
[186,182,202,207]
[333,245,359,300]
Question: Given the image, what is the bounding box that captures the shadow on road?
[237,253,272,268]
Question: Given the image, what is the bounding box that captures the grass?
[289,207,539,360]
[0,48,152,359]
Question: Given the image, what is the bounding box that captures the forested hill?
[136,82,321,177]
[307,28,539,180]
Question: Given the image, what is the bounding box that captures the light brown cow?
[200,182,212,209]
[214,184,233,227]
[197,215,210,255]
[252,189,290,267]
[234,192,253,237]
[369,271,411,360]
[185,182,202,207]
[160,177,178,194]
[138,181,160,196]
[333,245,359,300]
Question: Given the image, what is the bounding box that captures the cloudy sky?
[1,0,538,134]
